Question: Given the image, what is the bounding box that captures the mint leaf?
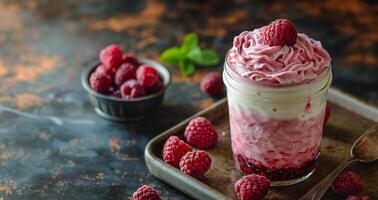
[179,60,195,76]
[160,47,183,64]
[188,49,220,67]
[181,33,199,55]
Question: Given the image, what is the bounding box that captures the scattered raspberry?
[132,185,161,200]
[324,103,332,124]
[261,19,297,46]
[184,117,218,149]
[89,71,113,94]
[201,72,224,96]
[99,44,123,70]
[120,79,145,99]
[95,64,116,77]
[179,150,211,177]
[235,174,270,200]
[162,136,192,167]
[331,171,364,196]
[346,196,370,200]
[136,65,159,88]
[122,52,139,66]
[115,63,138,86]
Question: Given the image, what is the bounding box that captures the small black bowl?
[81,57,170,122]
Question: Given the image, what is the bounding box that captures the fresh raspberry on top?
[324,103,332,124]
[261,19,297,46]
[89,71,113,94]
[95,64,116,77]
[162,136,192,167]
[115,63,138,86]
[132,185,161,200]
[331,171,364,196]
[201,72,224,96]
[184,117,218,149]
[235,174,270,200]
[347,196,370,200]
[136,64,159,88]
[120,79,145,99]
[179,150,211,177]
[99,44,123,70]
[122,52,139,67]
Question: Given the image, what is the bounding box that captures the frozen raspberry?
[347,196,370,200]
[132,185,161,200]
[235,174,270,200]
[324,103,331,124]
[184,117,218,149]
[95,64,116,77]
[122,52,139,66]
[331,171,364,196]
[261,19,297,46]
[179,150,211,177]
[201,72,224,96]
[162,136,192,167]
[99,44,123,70]
[146,79,163,94]
[115,63,138,86]
[89,71,113,94]
[111,88,121,98]
[120,79,145,99]
[136,65,159,88]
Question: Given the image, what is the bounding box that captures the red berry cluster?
[89,44,162,99]
[161,117,219,178]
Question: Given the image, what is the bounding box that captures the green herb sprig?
[160,33,220,76]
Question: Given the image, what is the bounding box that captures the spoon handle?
[299,158,355,200]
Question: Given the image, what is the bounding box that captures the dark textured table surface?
[0,0,377,199]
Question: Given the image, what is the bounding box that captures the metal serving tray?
[145,88,378,200]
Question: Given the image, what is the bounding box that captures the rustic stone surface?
[0,0,376,199]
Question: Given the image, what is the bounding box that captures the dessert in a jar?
[223,19,332,186]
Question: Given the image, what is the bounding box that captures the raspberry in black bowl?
[82,44,170,121]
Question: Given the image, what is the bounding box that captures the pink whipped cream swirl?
[227,29,331,86]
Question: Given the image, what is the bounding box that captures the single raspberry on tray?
[347,196,370,200]
[184,117,218,149]
[89,71,113,94]
[162,136,192,167]
[136,64,159,88]
[99,44,123,70]
[235,174,270,200]
[120,79,145,99]
[261,19,297,46]
[201,72,224,96]
[115,63,138,86]
[179,150,211,177]
[331,170,364,197]
[132,185,161,200]
[122,52,139,67]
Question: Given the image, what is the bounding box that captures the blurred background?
[0,0,377,199]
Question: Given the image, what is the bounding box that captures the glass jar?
[223,58,332,186]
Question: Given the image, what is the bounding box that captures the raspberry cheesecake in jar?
[223,19,332,186]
